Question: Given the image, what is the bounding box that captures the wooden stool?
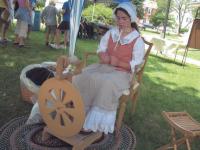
[157,111,200,150]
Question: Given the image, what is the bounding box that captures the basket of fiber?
[20,62,56,104]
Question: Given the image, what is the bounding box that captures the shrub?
[82,4,113,25]
[180,28,189,33]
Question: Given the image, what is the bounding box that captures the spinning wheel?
[37,56,103,150]
[38,78,85,137]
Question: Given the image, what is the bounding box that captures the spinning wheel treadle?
[38,78,85,137]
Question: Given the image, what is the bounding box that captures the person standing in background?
[41,0,59,46]
[27,0,37,40]
[50,0,72,49]
[0,0,11,44]
[13,0,31,47]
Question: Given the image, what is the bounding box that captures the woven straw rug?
[0,116,136,150]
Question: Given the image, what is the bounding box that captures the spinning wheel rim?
[38,78,85,137]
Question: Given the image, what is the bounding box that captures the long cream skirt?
[72,64,131,133]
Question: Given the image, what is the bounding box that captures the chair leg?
[171,127,177,150]
[185,137,191,150]
[116,95,128,130]
[131,91,139,114]
[156,137,186,150]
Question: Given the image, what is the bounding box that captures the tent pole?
[92,3,96,21]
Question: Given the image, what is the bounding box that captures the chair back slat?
[135,37,153,83]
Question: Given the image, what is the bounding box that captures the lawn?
[141,30,200,61]
[0,30,200,150]
[176,48,200,61]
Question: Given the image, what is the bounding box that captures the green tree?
[171,0,191,34]
[150,0,176,32]
[157,0,167,11]
[132,0,144,19]
[150,10,175,29]
[150,10,165,27]
[82,3,113,24]
[150,0,166,28]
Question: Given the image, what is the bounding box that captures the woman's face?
[115,10,131,30]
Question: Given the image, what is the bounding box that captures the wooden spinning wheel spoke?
[45,107,56,114]
[64,100,75,108]
[60,90,66,102]
[62,112,74,125]
[46,90,57,103]
[45,98,55,107]
[54,88,62,101]
[62,93,74,104]
[63,108,77,118]
[54,112,61,123]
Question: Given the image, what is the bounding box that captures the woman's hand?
[99,52,110,64]
[110,55,119,66]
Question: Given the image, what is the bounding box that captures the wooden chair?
[37,55,139,150]
[82,54,140,137]
[37,38,152,149]
[157,111,200,150]
[128,38,153,113]
[83,37,153,116]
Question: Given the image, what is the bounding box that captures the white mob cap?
[114,2,137,23]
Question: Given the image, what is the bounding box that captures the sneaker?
[49,43,59,49]
[59,44,66,49]
[50,43,66,49]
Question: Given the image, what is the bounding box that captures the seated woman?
[26,2,145,135]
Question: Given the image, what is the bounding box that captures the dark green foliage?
[132,0,144,19]
[82,3,113,24]
[150,10,165,27]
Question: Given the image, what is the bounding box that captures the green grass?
[176,48,200,60]
[0,30,200,150]
[141,29,182,42]
[141,30,200,61]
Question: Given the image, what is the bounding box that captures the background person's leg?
[18,20,28,46]
[64,30,69,47]
[55,29,61,46]
[14,20,21,44]
[45,26,50,46]
[50,25,56,44]
[2,21,10,41]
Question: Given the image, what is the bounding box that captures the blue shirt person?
[50,0,72,49]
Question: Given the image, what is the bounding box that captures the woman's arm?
[98,52,110,64]
[109,37,145,71]
[130,37,145,73]
[97,30,111,64]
